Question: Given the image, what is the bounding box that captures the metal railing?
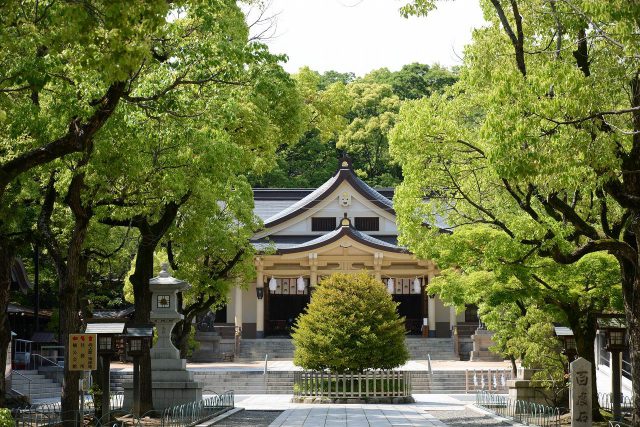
[29,353,63,371]
[466,369,512,393]
[10,370,32,401]
[293,370,412,399]
[159,391,234,427]
[12,392,125,426]
[598,392,634,415]
[475,391,561,427]
[12,392,232,427]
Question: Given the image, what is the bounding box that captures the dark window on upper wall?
[355,217,379,231]
[311,217,336,231]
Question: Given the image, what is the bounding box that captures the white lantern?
[413,277,421,294]
[296,276,305,292]
[387,278,394,294]
[269,277,277,292]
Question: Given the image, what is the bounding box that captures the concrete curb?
[465,403,526,426]
[195,407,244,426]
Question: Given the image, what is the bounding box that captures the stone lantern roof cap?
[149,263,189,290]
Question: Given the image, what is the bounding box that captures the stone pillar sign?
[570,357,592,427]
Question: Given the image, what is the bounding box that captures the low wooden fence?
[293,370,411,399]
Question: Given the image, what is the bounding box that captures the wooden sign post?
[570,357,592,427]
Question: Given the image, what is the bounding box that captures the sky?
[250,0,487,76]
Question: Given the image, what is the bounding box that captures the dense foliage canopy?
[393,0,640,422]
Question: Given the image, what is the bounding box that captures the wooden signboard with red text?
[68,334,97,371]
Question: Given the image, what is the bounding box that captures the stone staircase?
[111,369,480,395]
[411,370,468,394]
[10,370,62,402]
[237,339,295,361]
[405,338,457,360]
[237,338,457,361]
[111,370,294,395]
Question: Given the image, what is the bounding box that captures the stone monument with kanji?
[570,357,592,427]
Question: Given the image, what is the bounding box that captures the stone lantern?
[597,314,628,421]
[123,264,202,411]
[149,263,188,360]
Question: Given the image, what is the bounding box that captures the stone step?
[10,371,62,403]
[236,338,458,361]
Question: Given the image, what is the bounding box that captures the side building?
[223,156,477,343]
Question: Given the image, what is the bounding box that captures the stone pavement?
[226,394,516,426]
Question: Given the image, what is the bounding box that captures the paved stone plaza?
[224,394,515,426]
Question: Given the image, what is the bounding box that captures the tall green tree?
[250,67,351,188]
[394,0,640,423]
[338,82,402,185]
[0,0,301,415]
[363,63,458,100]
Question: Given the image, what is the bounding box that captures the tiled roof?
[262,174,341,226]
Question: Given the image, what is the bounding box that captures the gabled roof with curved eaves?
[253,217,407,254]
[260,156,395,229]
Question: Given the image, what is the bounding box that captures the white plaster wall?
[242,283,257,323]
[226,289,235,323]
[271,190,398,236]
[435,298,450,323]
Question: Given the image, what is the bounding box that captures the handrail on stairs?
[427,354,433,382]
[11,370,32,401]
[30,353,62,370]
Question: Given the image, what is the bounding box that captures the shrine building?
[225,156,470,339]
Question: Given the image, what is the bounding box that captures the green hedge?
[0,408,13,427]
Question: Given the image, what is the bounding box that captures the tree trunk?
[126,196,189,413]
[620,259,640,427]
[0,246,14,407]
[130,237,155,414]
[60,218,90,426]
[174,319,191,360]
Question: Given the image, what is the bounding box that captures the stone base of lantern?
[190,331,221,362]
[469,329,503,362]
[123,359,202,411]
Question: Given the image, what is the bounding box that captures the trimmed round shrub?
[292,272,409,372]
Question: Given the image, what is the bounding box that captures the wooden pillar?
[427,273,436,337]
[234,285,243,334]
[309,253,318,286]
[256,268,264,338]
[374,252,383,281]
[449,306,457,337]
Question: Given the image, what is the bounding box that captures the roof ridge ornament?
[338,153,353,171]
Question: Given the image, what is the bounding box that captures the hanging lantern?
[387,278,394,294]
[297,276,305,292]
[413,277,421,294]
[269,277,277,292]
